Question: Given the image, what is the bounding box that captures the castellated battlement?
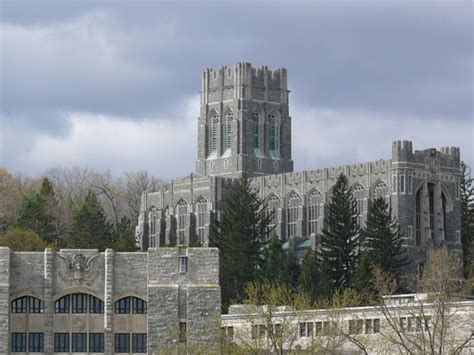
[201,62,288,104]
[392,140,460,168]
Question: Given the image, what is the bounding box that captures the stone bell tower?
[195,62,294,177]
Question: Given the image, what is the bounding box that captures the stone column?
[43,249,54,353]
[0,247,10,354]
[104,249,114,354]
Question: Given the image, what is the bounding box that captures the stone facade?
[136,62,463,275]
[0,247,220,354]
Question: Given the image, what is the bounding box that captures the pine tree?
[16,177,59,244]
[65,190,113,251]
[299,249,320,303]
[362,196,407,277]
[460,162,474,278]
[212,175,270,311]
[352,251,376,302]
[319,174,360,293]
[260,234,300,288]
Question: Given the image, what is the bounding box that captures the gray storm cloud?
[0,1,472,176]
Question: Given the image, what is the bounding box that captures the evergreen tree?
[460,162,474,278]
[65,190,112,251]
[352,251,376,302]
[188,231,201,247]
[260,234,300,288]
[319,174,360,293]
[299,249,320,303]
[167,229,177,247]
[212,175,270,311]
[362,197,407,276]
[16,177,59,244]
[113,217,137,252]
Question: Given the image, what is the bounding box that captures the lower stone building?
[0,247,220,354]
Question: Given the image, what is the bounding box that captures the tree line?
[0,167,164,251]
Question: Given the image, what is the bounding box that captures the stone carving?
[58,253,101,286]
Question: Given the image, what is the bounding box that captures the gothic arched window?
[225,112,233,151]
[415,187,422,246]
[115,296,147,314]
[196,198,207,244]
[11,296,44,313]
[287,192,301,237]
[176,200,188,244]
[269,120,277,152]
[352,185,365,226]
[252,112,261,150]
[308,190,322,235]
[210,113,219,153]
[148,208,158,248]
[266,195,280,233]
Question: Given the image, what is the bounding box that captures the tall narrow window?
[196,198,207,244]
[11,333,26,352]
[89,295,104,314]
[429,184,435,239]
[89,333,104,353]
[400,171,405,193]
[132,333,147,353]
[308,191,322,235]
[72,333,87,352]
[132,297,147,314]
[268,116,277,152]
[415,188,421,246]
[225,112,233,150]
[176,200,188,244]
[267,195,280,234]
[115,333,130,353]
[353,185,365,227]
[54,333,69,353]
[11,296,28,313]
[253,121,261,149]
[29,333,44,352]
[149,209,157,248]
[287,192,301,237]
[179,256,188,273]
[211,115,219,152]
[29,296,44,313]
[442,193,447,231]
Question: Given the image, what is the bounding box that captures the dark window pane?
[89,333,104,353]
[11,296,28,313]
[132,333,147,353]
[115,297,130,314]
[89,295,104,314]
[29,333,44,352]
[11,333,26,352]
[179,322,187,343]
[29,297,44,313]
[72,333,87,352]
[132,297,147,314]
[54,333,69,352]
[55,295,70,314]
[115,333,130,353]
[72,294,87,313]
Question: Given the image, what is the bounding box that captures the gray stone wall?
[2,247,220,354]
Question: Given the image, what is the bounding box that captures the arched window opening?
[54,294,103,314]
[268,115,277,152]
[11,296,43,314]
[266,195,280,235]
[115,296,147,314]
[374,182,390,206]
[196,198,207,244]
[415,188,422,246]
[253,121,261,149]
[442,193,447,231]
[148,209,157,248]
[308,191,322,235]
[225,112,233,151]
[352,185,365,226]
[287,192,301,237]
[428,183,435,239]
[176,200,188,244]
[210,114,219,153]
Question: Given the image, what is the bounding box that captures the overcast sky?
[1,0,472,179]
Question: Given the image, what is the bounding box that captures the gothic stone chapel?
[136,62,463,275]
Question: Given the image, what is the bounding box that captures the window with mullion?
[115,297,130,314]
[89,333,104,353]
[132,333,147,353]
[29,296,44,313]
[29,333,44,352]
[11,332,26,352]
[89,295,104,314]
[115,333,130,353]
[54,333,69,352]
[11,296,28,313]
[132,297,147,314]
[55,295,70,314]
[72,333,87,352]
